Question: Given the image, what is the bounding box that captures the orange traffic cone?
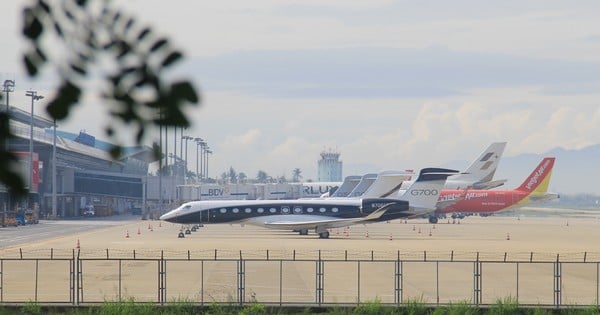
[125,230,130,238]
[429,230,432,237]
[76,239,80,249]
[137,228,141,235]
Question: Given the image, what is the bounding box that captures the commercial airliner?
[435,157,558,218]
[160,168,458,238]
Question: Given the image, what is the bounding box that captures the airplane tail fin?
[398,168,459,211]
[362,170,413,198]
[452,142,507,183]
[330,175,362,198]
[515,157,556,194]
[347,173,378,197]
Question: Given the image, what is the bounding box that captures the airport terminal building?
[1,105,155,219]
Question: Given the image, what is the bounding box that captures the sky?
[2,1,600,188]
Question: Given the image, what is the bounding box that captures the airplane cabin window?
[281,206,290,214]
[332,207,339,213]
[319,207,326,213]
[293,206,302,213]
[257,208,264,213]
[307,207,314,213]
[232,208,239,213]
[245,208,252,213]
[269,207,277,213]
[219,208,227,213]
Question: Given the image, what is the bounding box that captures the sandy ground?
[1,212,600,305]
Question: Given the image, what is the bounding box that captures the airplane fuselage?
[161,198,411,225]
[436,189,535,214]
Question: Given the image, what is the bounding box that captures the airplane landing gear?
[178,231,185,238]
[318,231,330,239]
[298,229,308,235]
[428,216,438,224]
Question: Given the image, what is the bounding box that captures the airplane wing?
[529,193,560,203]
[472,179,507,190]
[248,203,393,232]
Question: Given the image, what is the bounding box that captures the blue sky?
[1,1,600,192]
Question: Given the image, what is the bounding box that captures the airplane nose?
[159,211,175,222]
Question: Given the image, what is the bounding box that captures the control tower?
[317,149,342,182]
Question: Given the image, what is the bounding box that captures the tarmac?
[1,210,600,305]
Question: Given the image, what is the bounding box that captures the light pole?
[194,138,203,183]
[173,127,177,166]
[199,141,207,182]
[25,90,43,208]
[181,135,192,184]
[52,119,57,218]
[203,145,209,182]
[3,80,15,213]
[205,149,212,182]
[3,80,14,113]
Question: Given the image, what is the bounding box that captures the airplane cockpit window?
[183,205,192,209]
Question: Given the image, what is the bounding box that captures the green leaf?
[23,54,38,76]
[149,38,168,52]
[161,51,182,68]
[38,0,51,14]
[70,63,86,75]
[46,81,81,120]
[23,10,43,40]
[171,81,200,104]
[124,18,134,32]
[109,145,123,159]
[137,27,151,41]
[35,46,47,62]
[53,21,63,37]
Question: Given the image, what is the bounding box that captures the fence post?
[238,256,245,305]
[473,259,481,306]
[554,260,562,308]
[316,257,324,305]
[394,255,403,305]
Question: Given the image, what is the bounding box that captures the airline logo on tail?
[516,157,555,193]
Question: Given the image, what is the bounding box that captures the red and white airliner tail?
[435,157,557,216]
[515,157,555,193]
